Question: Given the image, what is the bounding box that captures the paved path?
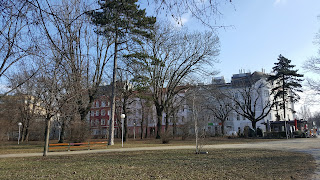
[1,138,320,179]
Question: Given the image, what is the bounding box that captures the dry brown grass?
[0,149,315,179]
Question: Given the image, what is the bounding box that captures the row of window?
[91,119,107,126]
[93,101,111,108]
[91,109,111,117]
[92,129,107,135]
[236,114,246,121]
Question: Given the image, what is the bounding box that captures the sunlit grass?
[0,149,315,179]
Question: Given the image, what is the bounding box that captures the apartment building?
[89,71,297,138]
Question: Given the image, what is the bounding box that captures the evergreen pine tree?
[87,0,156,145]
[268,54,304,120]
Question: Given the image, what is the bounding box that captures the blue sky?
[214,0,320,113]
[216,0,320,83]
[143,0,320,83]
[141,0,320,113]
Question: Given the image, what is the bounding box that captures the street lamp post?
[18,122,22,145]
[133,122,136,140]
[121,114,125,148]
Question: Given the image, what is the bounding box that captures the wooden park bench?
[49,141,108,152]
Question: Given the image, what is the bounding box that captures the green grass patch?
[0,149,315,179]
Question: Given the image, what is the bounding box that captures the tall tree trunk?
[252,121,257,131]
[165,112,169,132]
[156,105,163,139]
[221,121,225,135]
[58,118,66,143]
[172,112,176,139]
[140,101,144,139]
[145,109,149,139]
[24,126,29,142]
[43,116,52,157]
[23,118,31,142]
[108,32,118,146]
[21,124,25,143]
[79,90,97,122]
[140,120,143,139]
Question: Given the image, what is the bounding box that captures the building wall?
[90,95,118,136]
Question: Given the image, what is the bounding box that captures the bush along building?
[89,71,305,139]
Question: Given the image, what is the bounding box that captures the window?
[96,110,99,116]
[101,119,106,125]
[101,101,106,107]
[95,101,99,108]
[91,111,94,116]
[93,129,99,135]
[107,101,110,106]
[96,119,99,126]
[108,110,111,116]
[101,129,107,135]
[237,114,240,121]
[101,109,106,116]
[91,120,94,126]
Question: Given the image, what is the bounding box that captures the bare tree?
[152,0,233,28]
[10,70,43,142]
[125,23,220,139]
[163,91,186,138]
[117,70,134,142]
[304,30,320,92]
[226,79,274,131]
[33,58,73,156]
[0,0,39,97]
[297,105,312,121]
[0,95,22,140]
[202,85,233,135]
[308,112,320,129]
[25,0,116,145]
[185,85,209,153]
[31,0,114,120]
[139,97,154,139]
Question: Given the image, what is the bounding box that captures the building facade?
[90,71,297,138]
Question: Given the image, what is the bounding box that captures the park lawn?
[0,141,44,154]
[0,149,315,179]
[0,137,278,154]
